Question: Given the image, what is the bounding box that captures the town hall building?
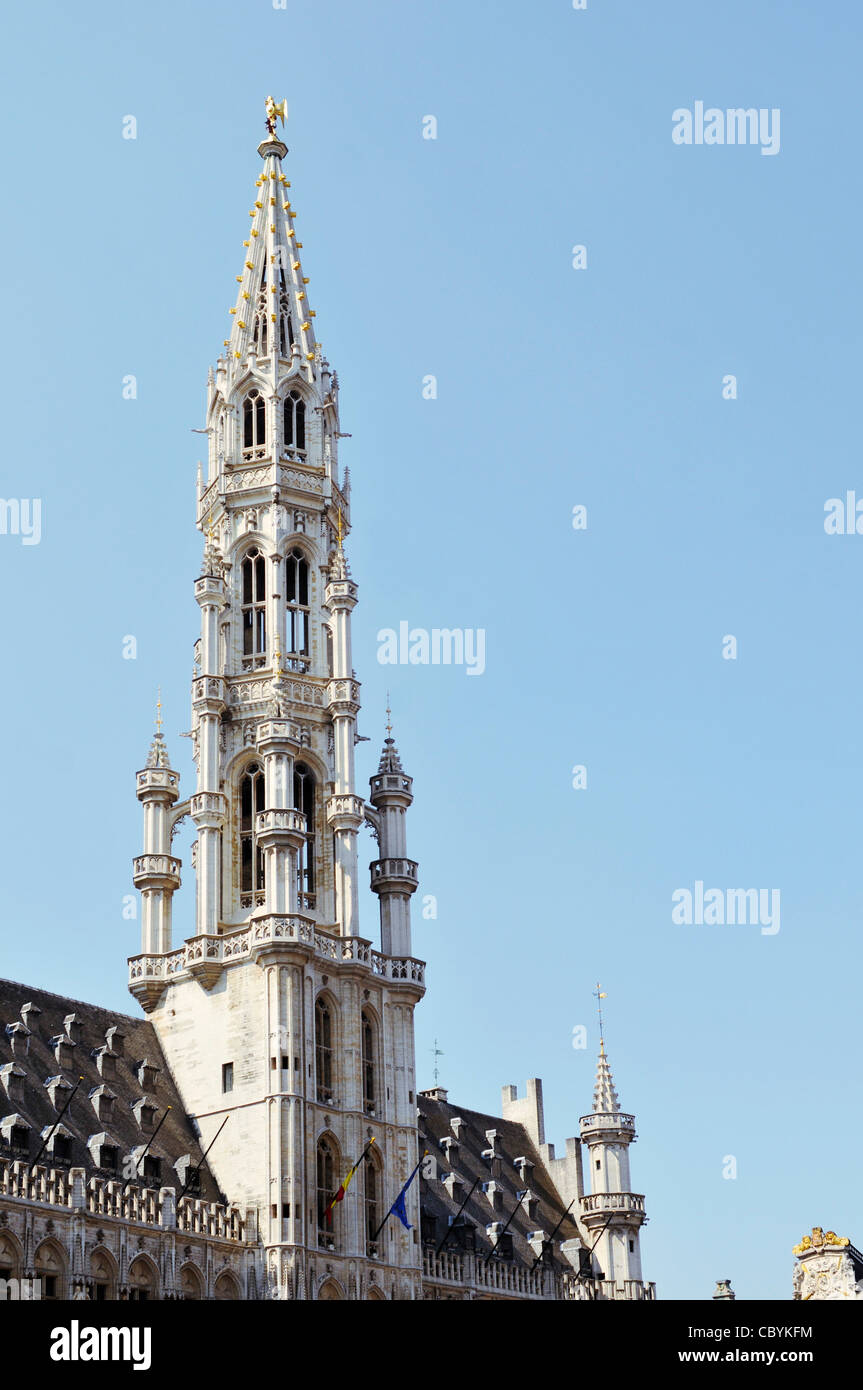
[0,104,654,1302]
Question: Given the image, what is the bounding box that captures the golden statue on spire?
[265,96,289,137]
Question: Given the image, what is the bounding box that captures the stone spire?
[592,1044,621,1114]
[222,122,320,380]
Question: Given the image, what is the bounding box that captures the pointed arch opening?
[241,547,267,671]
[316,1133,341,1249]
[314,994,336,1103]
[363,1145,383,1258]
[283,390,306,455]
[284,546,310,673]
[295,761,316,910]
[242,389,267,459]
[239,761,266,910]
[361,1008,379,1118]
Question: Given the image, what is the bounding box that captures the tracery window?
[241,548,267,669]
[283,390,306,453]
[363,1152,381,1256]
[242,389,266,456]
[317,1136,338,1246]
[315,997,333,1102]
[285,547,310,672]
[295,762,316,909]
[361,1010,377,1116]
[240,763,266,908]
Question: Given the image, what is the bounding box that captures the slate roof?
[417,1091,583,1269]
[0,978,222,1201]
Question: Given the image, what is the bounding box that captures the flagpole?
[433,1176,480,1256]
[325,1137,376,1221]
[369,1151,425,1244]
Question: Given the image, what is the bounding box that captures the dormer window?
[41,1125,74,1164]
[132,1097,156,1131]
[1,1116,31,1154]
[89,1086,116,1124]
[6,1023,30,1058]
[11,1125,29,1155]
[136,1061,160,1092]
[142,1155,161,1184]
[93,1048,117,1080]
[52,1035,76,1068]
[0,1064,25,1104]
[44,1075,73,1109]
[63,1013,83,1043]
[100,1144,118,1173]
[104,1026,125,1058]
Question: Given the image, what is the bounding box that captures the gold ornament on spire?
[155,687,163,735]
[337,505,344,552]
[385,692,392,739]
[265,96,288,137]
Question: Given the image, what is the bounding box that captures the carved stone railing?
[561,1274,656,1301]
[581,1192,645,1216]
[579,1111,636,1136]
[422,1247,551,1299]
[0,1159,245,1243]
[129,920,424,990]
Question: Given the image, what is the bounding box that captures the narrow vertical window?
[317,1137,337,1246]
[295,763,316,908]
[362,1010,376,1116]
[239,763,266,907]
[243,390,266,456]
[315,997,332,1101]
[241,548,267,669]
[283,390,306,453]
[285,547,310,671]
[364,1155,381,1255]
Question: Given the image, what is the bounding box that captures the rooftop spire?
[377,696,404,773]
[145,691,172,770]
[591,984,620,1112]
[222,99,320,376]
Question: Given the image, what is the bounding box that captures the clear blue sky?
[0,0,859,1300]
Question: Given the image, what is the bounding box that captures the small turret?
[132,697,181,988]
[368,708,418,958]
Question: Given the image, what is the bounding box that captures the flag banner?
[325,1138,376,1225]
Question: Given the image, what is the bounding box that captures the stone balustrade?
[0,1157,244,1241]
[129,918,425,990]
[581,1191,646,1216]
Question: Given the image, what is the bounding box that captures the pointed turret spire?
[146,690,172,769]
[222,97,320,379]
[592,1045,621,1114]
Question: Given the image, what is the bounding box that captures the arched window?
[243,389,266,453]
[317,1136,338,1247]
[295,762,316,908]
[283,390,306,453]
[315,996,333,1102]
[361,1010,377,1117]
[285,547,310,672]
[240,762,266,908]
[241,548,267,669]
[363,1152,382,1257]
[253,315,268,356]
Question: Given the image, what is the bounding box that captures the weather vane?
[430,1039,444,1085]
[265,96,288,138]
[593,982,608,1050]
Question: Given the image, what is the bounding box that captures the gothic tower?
[579,1042,647,1291]
[129,109,425,1301]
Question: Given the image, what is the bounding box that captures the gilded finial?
[155,687,163,735]
[265,95,288,137]
[273,632,284,679]
[385,692,392,740]
[593,982,607,1052]
[337,505,344,552]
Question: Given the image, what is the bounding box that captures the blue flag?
[387,1154,424,1231]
